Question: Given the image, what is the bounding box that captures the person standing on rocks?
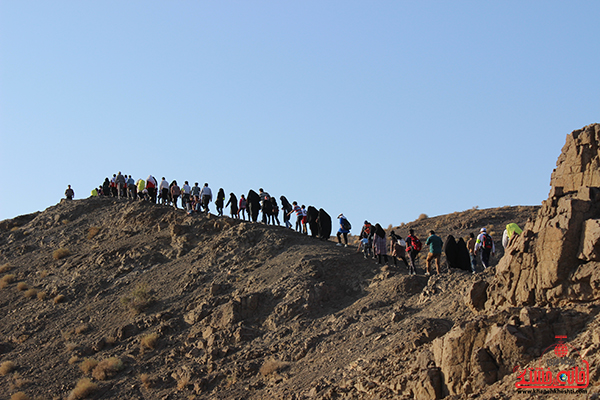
[475,227,495,269]
[159,177,169,205]
[226,192,238,218]
[200,183,212,213]
[466,232,477,274]
[336,213,351,247]
[425,230,444,275]
[65,185,74,200]
[280,196,293,229]
[146,175,157,203]
[238,194,247,220]
[258,188,271,224]
[502,223,522,249]
[289,201,303,232]
[405,229,421,275]
[181,181,191,210]
[170,181,181,209]
[390,230,409,268]
[359,221,373,258]
[215,188,225,216]
[115,172,126,199]
[373,223,388,264]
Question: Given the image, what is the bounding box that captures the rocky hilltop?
[0,124,599,400]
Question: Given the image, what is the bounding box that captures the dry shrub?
[140,373,155,389]
[79,359,98,375]
[140,333,159,351]
[65,342,78,352]
[176,374,190,390]
[0,264,11,273]
[37,291,47,301]
[0,361,16,375]
[69,356,81,365]
[39,270,48,278]
[24,289,38,299]
[105,337,116,346]
[259,359,288,377]
[53,294,66,304]
[9,373,30,390]
[61,220,69,225]
[87,227,101,240]
[121,284,154,314]
[417,213,428,220]
[10,227,20,232]
[16,282,28,291]
[75,324,89,335]
[91,357,123,380]
[0,274,16,289]
[10,392,29,400]
[53,248,70,260]
[67,378,97,400]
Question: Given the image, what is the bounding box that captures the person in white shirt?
[200,183,212,213]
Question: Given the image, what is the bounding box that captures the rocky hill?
[1,124,599,400]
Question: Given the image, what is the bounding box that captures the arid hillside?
[1,124,600,400]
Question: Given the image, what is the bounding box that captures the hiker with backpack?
[425,230,444,276]
[336,213,351,247]
[405,229,421,275]
[474,227,495,269]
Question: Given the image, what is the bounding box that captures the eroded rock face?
[487,124,600,308]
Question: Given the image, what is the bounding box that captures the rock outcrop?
[487,123,600,308]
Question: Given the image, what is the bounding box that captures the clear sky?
[1,1,598,231]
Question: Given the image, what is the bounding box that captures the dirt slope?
[0,197,597,400]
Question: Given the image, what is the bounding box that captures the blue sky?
[1,1,598,231]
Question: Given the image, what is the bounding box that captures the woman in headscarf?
[373,223,388,265]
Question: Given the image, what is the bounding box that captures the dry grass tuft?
[417,213,429,220]
[67,378,97,400]
[53,248,71,260]
[121,283,154,314]
[61,220,69,225]
[87,227,101,240]
[79,359,98,375]
[16,282,28,291]
[24,288,38,298]
[10,392,29,400]
[0,274,16,289]
[37,291,47,301]
[39,270,48,278]
[53,294,66,304]
[259,359,289,377]
[0,361,17,375]
[10,226,20,232]
[91,357,124,380]
[140,333,159,351]
[0,263,11,273]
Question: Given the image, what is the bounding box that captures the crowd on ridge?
[65,174,523,277]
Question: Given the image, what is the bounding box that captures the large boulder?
[487,124,600,308]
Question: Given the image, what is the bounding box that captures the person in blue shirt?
[425,230,444,275]
[336,213,350,247]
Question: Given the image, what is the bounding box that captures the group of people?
[84,174,522,277]
[342,217,519,276]
[88,175,323,232]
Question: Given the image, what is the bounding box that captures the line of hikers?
[90,173,319,232]
[339,218,522,276]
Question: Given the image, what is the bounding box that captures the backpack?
[483,234,493,249]
[364,223,371,235]
[410,236,422,252]
[342,218,351,231]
